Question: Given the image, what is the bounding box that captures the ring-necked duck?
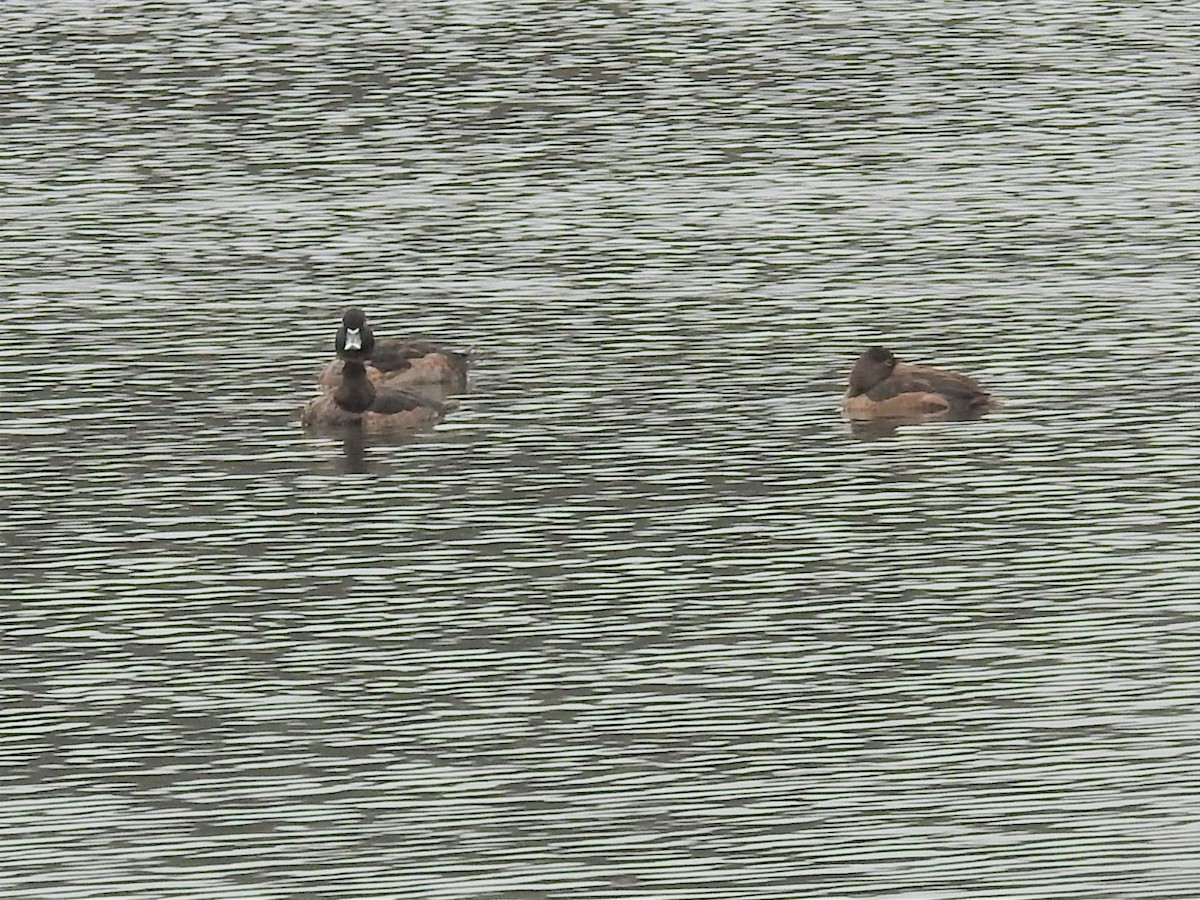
[302,360,446,433]
[843,347,994,419]
[319,307,472,394]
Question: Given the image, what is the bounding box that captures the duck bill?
[343,328,363,352]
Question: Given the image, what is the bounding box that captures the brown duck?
[843,347,995,419]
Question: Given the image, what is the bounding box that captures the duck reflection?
[846,404,991,441]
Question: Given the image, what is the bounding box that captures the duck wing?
[370,338,468,373]
[890,363,990,403]
[370,387,447,416]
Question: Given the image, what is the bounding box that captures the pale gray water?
[2,2,1200,898]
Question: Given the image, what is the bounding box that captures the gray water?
[3,2,1200,898]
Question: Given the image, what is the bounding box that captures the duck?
[842,347,994,419]
[318,306,472,394]
[302,359,447,433]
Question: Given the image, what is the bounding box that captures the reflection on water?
[843,407,991,442]
[3,1,1200,897]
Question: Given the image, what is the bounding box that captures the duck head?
[847,347,897,396]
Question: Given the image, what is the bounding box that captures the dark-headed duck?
[336,306,375,362]
[319,307,472,394]
[843,347,994,419]
[302,360,446,433]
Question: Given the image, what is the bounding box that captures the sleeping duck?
[843,347,995,419]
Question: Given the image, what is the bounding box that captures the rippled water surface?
[3,2,1200,897]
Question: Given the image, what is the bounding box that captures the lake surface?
[3,2,1200,897]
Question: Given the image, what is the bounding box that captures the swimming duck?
[843,347,994,419]
[318,306,472,394]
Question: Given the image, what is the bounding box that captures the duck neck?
[334,361,375,414]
